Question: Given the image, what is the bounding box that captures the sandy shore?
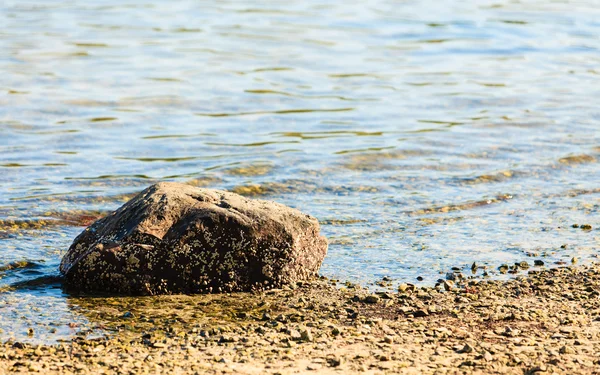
[3,264,600,374]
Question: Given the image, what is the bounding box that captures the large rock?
[60,182,328,295]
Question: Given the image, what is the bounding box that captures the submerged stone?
[60,182,328,295]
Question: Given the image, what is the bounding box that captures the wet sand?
[3,264,600,374]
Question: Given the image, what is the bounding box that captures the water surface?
[1,0,599,343]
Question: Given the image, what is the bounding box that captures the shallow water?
[1,0,599,343]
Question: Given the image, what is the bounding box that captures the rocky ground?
[3,264,600,374]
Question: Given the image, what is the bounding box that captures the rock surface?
[60,182,327,294]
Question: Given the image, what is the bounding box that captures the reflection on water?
[1,0,600,343]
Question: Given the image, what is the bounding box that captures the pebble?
[559,326,575,334]
[219,335,236,343]
[559,345,575,354]
[261,312,272,321]
[443,280,453,291]
[529,364,547,373]
[288,329,302,341]
[379,292,393,299]
[326,356,342,367]
[300,329,313,342]
[275,314,287,322]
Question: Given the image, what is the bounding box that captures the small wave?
[90,117,118,122]
[0,260,43,273]
[195,107,354,117]
[0,275,63,293]
[558,154,596,165]
[407,194,514,216]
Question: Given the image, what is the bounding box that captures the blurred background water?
[1,0,599,343]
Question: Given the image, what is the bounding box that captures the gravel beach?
[3,264,600,374]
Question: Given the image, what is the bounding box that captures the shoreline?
[3,264,600,374]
